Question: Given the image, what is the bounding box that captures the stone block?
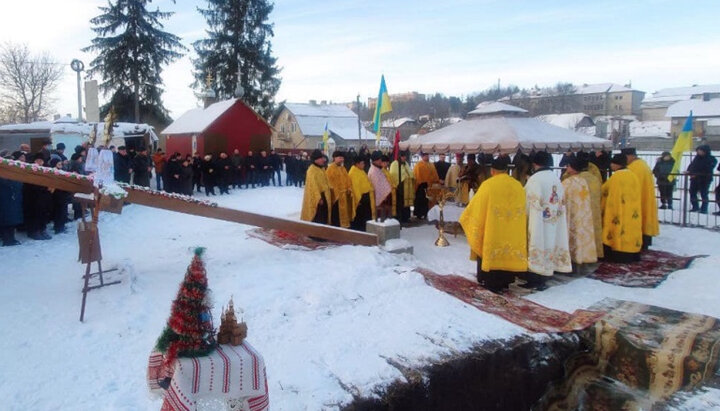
[366,218,401,245]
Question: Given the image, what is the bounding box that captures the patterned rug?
[246,228,339,250]
[589,250,702,288]
[537,299,720,410]
[415,268,604,333]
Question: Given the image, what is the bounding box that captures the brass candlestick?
[427,186,456,247]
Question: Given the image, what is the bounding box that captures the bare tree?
[0,42,64,124]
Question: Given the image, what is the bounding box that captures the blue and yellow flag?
[322,121,329,155]
[373,75,392,141]
[669,111,693,182]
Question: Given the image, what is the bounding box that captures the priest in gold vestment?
[326,151,354,228]
[622,147,659,250]
[562,158,598,266]
[576,152,604,258]
[301,150,332,224]
[348,157,375,231]
[390,151,414,223]
[413,152,441,220]
[459,156,528,293]
[601,154,643,262]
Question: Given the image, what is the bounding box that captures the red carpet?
[589,250,702,288]
[246,227,338,250]
[416,268,604,333]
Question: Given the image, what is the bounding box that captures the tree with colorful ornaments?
[155,248,216,374]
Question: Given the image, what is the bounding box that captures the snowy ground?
[0,186,719,410]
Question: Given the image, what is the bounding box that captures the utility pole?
[357,93,362,147]
[70,59,85,122]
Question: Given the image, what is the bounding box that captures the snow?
[161,99,238,135]
[282,103,377,142]
[1,185,719,409]
[666,98,720,118]
[629,120,671,138]
[381,117,416,128]
[575,83,635,94]
[468,101,528,116]
[0,120,53,132]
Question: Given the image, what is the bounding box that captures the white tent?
[400,103,612,154]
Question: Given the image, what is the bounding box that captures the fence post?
[682,173,689,227]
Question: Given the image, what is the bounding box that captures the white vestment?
[525,169,572,276]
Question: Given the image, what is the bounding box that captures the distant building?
[161,98,272,156]
[271,102,382,153]
[380,117,420,141]
[367,91,425,111]
[665,97,720,145]
[535,113,596,136]
[502,83,645,117]
[641,84,720,121]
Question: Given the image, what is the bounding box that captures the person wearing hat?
[601,154,643,262]
[622,147,659,249]
[413,151,441,220]
[389,150,414,223]
[512,149,531,186]
[0,152,25,246]
[368,151,394,221]
[445,153,464,197]
[325,151,354,228]
[301,149,332,225]
[459,156,528,293]
[575,151,604,259]
[457,153,481,205]
[521,151,571,289]
[51,142,68,164]
[348,156,375,231]
[653,151,675,209]
[562,157,598,270]
[686,144,717,214]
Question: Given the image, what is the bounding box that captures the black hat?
[354,156,365,164]
[467,153,476,161]
[118,145,126,150]
[620,147,637,156]
[611,154,627,166]
[491,156,510,170]
[331,150,345,158]
[310,149,323,161]
[70,153,81,161]
[380,155,390,162]
[49,157,62,168]
[370,150,383,161]
[567,156,584,172]
[533,151,554,167]
[75,145,84,154]
[399,150,409,158]
[56,142,66,150]
[11,151,24,160]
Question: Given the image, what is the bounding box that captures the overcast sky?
[2,0,720,121]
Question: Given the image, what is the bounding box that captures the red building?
[161,98,273,156]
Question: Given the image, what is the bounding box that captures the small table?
[148,342,269,411]
[427,204,465,237]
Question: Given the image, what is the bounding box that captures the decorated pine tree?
[83,0,186,124]
[192,0,281,118]
[155,248,216,367]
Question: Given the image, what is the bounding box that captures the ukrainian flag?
[373,75,392,140]
[322,121,329,155]
[669,111,693,182]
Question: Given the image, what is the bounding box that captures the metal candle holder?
[427,186,456,247]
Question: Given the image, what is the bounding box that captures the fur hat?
[611,154,627,166]
[491,156,510,170]
[310,149,324,161]
[532,151,554,167]
[56,142,66,150]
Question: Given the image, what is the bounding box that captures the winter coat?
[131,154,152,186]
[269,153,283,171]
[653,158,675,186]
[165,159,182,193]
[687,145,718,185]
[180,165,194,195]
[114,153,131,183]
[23,183,52,226]
[216,157,233,183]
[201,160,217,185]
[0,178,23,226]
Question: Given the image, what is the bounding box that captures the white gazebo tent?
[400,102,612,154]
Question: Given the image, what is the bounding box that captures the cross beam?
[0,161,378,246]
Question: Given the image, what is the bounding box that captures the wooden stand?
[76,190,121,322]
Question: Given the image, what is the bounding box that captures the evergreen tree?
[193,0,281,119]
[83,0,186,125]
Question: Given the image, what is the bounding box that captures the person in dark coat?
[23,154,52,240]
[191,153,203,192]
[180,157,194,196]
[686,144,717,213]
[512,150,532,186]
[201,154,217,196]
[114,146,132,183]
[284,154,296,186]
[269,150,283,186]
[130,148,152,187]
[231,149,243,189]
[653,151,675,209]
[258,150,271,186]
[243,150,256,188]
[50,142,68,165]
[216,152,232,194]
[165,153,182,193]
[49,158,71,234]
[434,153,451,182]
[0,151,25,246]
[299,152,310,187]
[590,150,611,181]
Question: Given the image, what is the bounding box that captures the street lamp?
[70,59,85,122]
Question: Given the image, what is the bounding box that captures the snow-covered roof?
[284,103,356,118]
[536,113,593,130]
[575,83,637,94]
[381,117,416,128]
[162,99,238,135]
[282,103,375,141]
[0,121,53,132]
[399,116,612,154]
[629,121,671,139]
[666,99,720,118]
[468,102,528,116]
[642,84,720,108]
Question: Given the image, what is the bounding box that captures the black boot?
[1,227,20,246]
